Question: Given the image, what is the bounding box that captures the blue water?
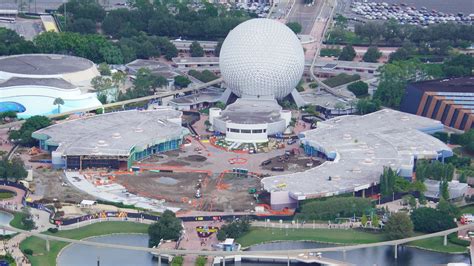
[1,96,102,118]
[0,102,26,113]
[57,234,161,266]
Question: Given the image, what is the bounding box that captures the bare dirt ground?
[31,168,92,203]
[115,171,259,212]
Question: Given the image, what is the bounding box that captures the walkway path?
[2,233,30,266]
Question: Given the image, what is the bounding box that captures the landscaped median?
[19,221,149,266]
[236,227,469,253]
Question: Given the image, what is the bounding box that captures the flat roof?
[313,60,382,70]
[33,109,189,157]
[410,77,474,93]
[170,87,225,105]
[172,57,220,64]
[0,54,94,75]
[0,77,76,90]
[261,109,451,200]
[216,98,284,124]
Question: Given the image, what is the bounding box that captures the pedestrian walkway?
[3,233,31,266]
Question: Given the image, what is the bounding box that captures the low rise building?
[32,109,189,170]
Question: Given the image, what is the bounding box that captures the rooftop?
[410,77,474,93]
[172,57,220,64]
[33,109,189,157]
[170,87,225,105]
[0,54,94,75]
[261,109,451,200]
[217,98,284,124]
[0,77,76,90]
[126,59,177,79]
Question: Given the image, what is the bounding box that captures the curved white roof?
[261,110,452,200]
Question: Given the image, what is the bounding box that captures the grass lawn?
[9,212,28,230]
[20,221,149,266]
[0,191,15,199]
[460,204,474,214]
[236,227,385,247]
[408,237,468,253]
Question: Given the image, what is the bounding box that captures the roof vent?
[401,116,409,121]
[134,127,143,133]
[343,134,351,140]
[97,140,108,147]
[112,133,121,139]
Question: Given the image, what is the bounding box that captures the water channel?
[57,233,471,266]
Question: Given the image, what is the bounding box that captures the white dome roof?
[219,19,305,100]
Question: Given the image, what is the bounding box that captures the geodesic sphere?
[219,19,305,100]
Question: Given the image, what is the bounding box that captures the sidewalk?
[3,233,31,266]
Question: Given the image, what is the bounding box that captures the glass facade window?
[241,129,251,133]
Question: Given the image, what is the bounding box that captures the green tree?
[439,179,450,200]
[437,198,460,218]
[57,0,105,22]
[98,63,111,76]
[371,214,379,228]
[0,111,17,122]
[338,45,356,61]
[411,207,456,233]
[174,75,191,88]
[384,212,413,240]
[219,218,251,240]
[362,46,382,63]
[356,99,380,115]
[214,39,224,56]
[355,22,383,45]
[148,210,182,247]
[0,28,36,56]
[53,97,65,114]
[374,59,427,108]
[286,22,302,34]
[459,129,474,153]
[443,54,474,78]
[68,18,96,34]
[190,41,204,57]
[347,81,368,97]
[297,197,372,221]
[361,214,368,226]
[459,172,467,183]
[8,115,51,146]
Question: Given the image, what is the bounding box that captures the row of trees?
[297,197,372,221]
[0,156,28,180]
[97,1,250,40]
[9,116,52,146]
[188,70,219,83]
[379,167,426,197]
[415,160,455,182]
[217,218,251,241]
[0,28,180,64]
[384,199,460,240]
[354,20,473,48]
[148,210,182,247]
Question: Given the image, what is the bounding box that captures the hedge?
[323,74,360,88]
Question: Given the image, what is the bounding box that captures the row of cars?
[350,1,473,25]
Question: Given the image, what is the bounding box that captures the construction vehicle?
[19,180,35,193]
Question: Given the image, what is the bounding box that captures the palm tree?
[53,97,65,114]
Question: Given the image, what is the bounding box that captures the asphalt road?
[287,0,324,35]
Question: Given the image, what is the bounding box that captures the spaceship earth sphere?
[219,19,305,100]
